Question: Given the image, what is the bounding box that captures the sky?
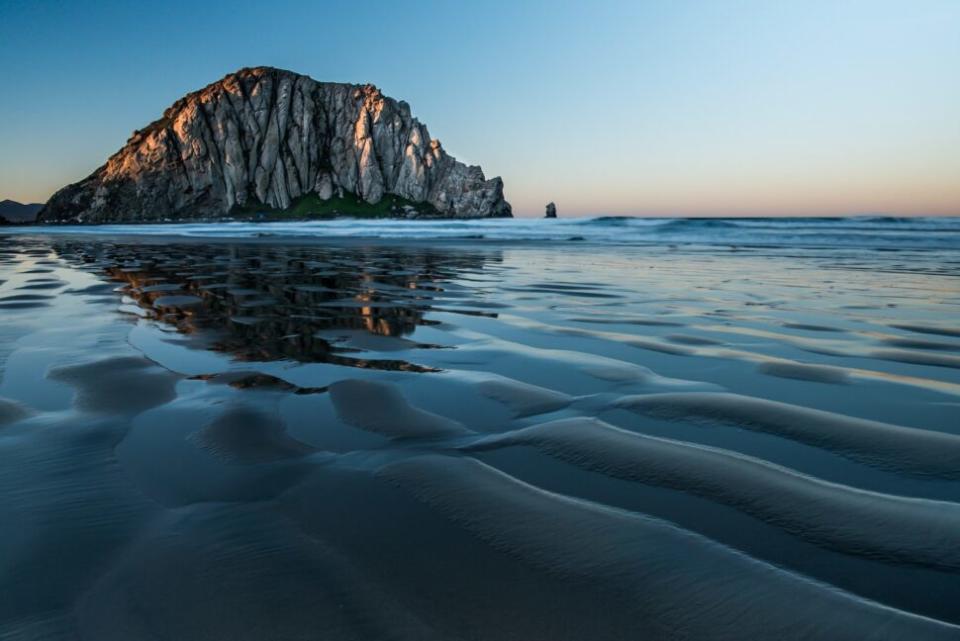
[1,0,958,217]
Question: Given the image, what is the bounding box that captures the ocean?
[11,215,960,250]
[1,218,958,639]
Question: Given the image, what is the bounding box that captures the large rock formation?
[39,67,511,223]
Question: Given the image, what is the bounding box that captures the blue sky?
[1,0,958,216]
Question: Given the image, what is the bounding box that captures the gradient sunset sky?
[1,0,957,217]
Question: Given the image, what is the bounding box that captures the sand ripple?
[379,455,959,640]
[331,379,470,439]
[617,392,960,478]
[48,356,180,416]
[468,417,960,570]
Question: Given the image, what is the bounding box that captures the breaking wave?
[9,216,960,250]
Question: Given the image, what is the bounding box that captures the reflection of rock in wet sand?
[190,371,326,394]
[52,240,500,372]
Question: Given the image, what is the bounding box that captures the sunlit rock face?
[38,67,512,222]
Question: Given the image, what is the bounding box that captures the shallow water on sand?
[1,233,959,639]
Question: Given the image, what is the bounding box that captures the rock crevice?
[39,67,512,222]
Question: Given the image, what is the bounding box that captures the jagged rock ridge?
[39,67,512,222]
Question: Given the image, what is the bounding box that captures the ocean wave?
[657,218,741,230]
[4,216,959,250]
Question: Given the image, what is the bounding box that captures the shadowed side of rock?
[39,67,512,223]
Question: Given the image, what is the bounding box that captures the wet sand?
[1,233,959,639]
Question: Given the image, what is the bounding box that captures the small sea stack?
[545,202,557,218]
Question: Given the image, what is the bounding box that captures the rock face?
[39,67,512,223]
[545,202,557,218]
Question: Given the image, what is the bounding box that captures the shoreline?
[4,216,960,253]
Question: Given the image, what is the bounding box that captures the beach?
[1,218,959,639]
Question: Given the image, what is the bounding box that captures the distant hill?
[0,199,43,223]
